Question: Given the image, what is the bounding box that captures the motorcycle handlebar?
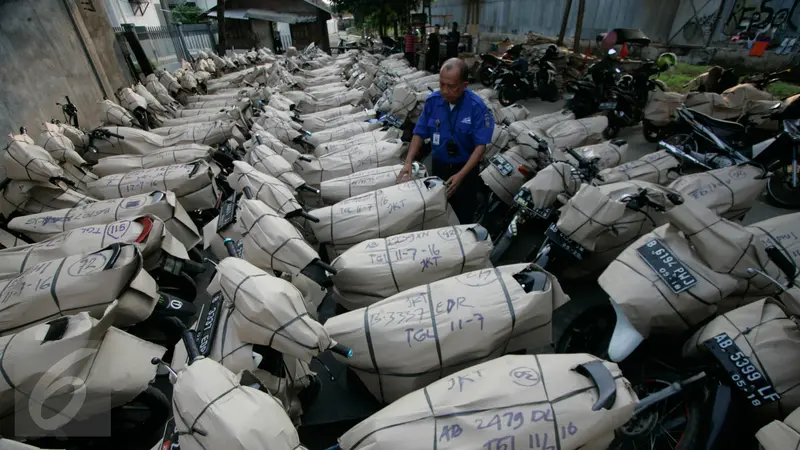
[298,184,320,195]
[313,258,338,275]
[331,343,353,358]
[223,237,238,257]
[242,186,254,199]
[183,328,202,363]
[298,155,313,162]
[564,147,587,164]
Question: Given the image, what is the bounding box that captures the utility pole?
[217,0,226,55]
[573,0,585,53]
[557,0,573,46]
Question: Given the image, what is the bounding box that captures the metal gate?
[277,22,293,50]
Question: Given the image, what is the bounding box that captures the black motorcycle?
[495,47,560,106]
[565,48,621,118]
[661,104,800,208]
[605,60,669,139]
[477,44,523,87]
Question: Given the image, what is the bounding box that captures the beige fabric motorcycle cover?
[8,191,201,249]
[642,201,799,302]
[556,181,676,254]
[331,225,494,309]
[228,161,302,217]
[159,70,181,94]
[325,265,570,403]
[305,84,349,98]
[497,103,531,125]
[297,139,407,187]
[667,164,766,219]
[644,91,686,126]
[0,244,158,335]
[684,297,800,424]
[303,110,374,133]
[320,164,428,205]
[757,406,800,450]
[484,127,512,161]
[245,144,306,189]
[38,122,87,166]
[507,111,577,141]
[56,124,89,153]
[246,126,304,165]
[149,120,247,144]
[170,358,306,450]
[557,140,629,170]
[302,105,362,122]
[171,280,256,375]
[479,145,543,206]
[60,162,99,195]
[91,124,244,158]
[337,354,636,450]
[684,84,775,121]
[159,110,236,128]
[522,162,583,209]
[309,177,460,255]
[2,139,64,183]
[596,150,681,185]
[0,215,186,277]
[517,116,608,150]
[91,144,214,177]
[268,93,296,112]
[0,309,165,424]
[173,106,237,118]
[216,257,338,362]
[296,90,364,114]
[134,82,169,115]
[87,160,219,212]
[0,180,95,217]
[145,73,180,107]
[313,128,403,157]
[118,87,148,112]
[236,199,319,275]
[598,222,741,337]
[305,121,382,148]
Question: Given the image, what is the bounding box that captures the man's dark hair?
[442,58,469,82]
[452,22,459,28]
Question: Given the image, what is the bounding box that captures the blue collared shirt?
[412,89,495,164]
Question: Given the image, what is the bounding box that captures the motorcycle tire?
[603,124,621,140]
[766,156,800,209]
[110,386,172,450]
[479,66,494,87]
[609,367,704,450]
[642,120,666,143]
[498,83,519,107]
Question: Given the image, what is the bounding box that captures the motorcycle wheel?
[498,83,519,107]
[603,124,621,140]
[110,386,172,450]
[766,156,800,208]
[642,120,666,143]
[609,374,703,450]
[479,66,494,87]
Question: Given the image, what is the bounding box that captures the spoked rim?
[611,379,690,450]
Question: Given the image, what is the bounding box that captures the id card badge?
[432,133,440,146]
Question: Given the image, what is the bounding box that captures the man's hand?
[395,163,412,184]
[445,172,464,198]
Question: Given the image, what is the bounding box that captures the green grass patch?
[655,62,800,99]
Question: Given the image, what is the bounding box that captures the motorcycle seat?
[688,108,746,135]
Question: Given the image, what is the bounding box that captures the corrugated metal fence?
[428,0,682,43]
[113,23,218,72]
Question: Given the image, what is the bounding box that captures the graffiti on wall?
[723,0,800,35]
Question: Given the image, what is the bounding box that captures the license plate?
[564,93,575,100]
[216,193,237,231]
[490,154,515,177]
[703,333,780,407]
[196,291,224,357]
[514,188,533,208]
[599,102,618,110]
[636,239,697,293]
[545,223,584,260]
[532,207,553,219]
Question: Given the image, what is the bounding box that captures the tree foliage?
[171,4,207,24]
[331,0,423,33]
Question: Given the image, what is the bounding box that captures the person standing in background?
[446,22,460,59]
[427,24,441,71]
[396,58,494,224]
[404,26,417,67]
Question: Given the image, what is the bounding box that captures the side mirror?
[771,102,783,110]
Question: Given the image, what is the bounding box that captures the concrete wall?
[0,0,131,135]
[79,0,133,89]
[251,20,276,50]
[427,0,682,43]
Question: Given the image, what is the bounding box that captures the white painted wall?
[104,0,164,27]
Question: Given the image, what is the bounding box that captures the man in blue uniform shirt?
[396,58,495,224]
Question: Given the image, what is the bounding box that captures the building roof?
[203,0,331,23]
